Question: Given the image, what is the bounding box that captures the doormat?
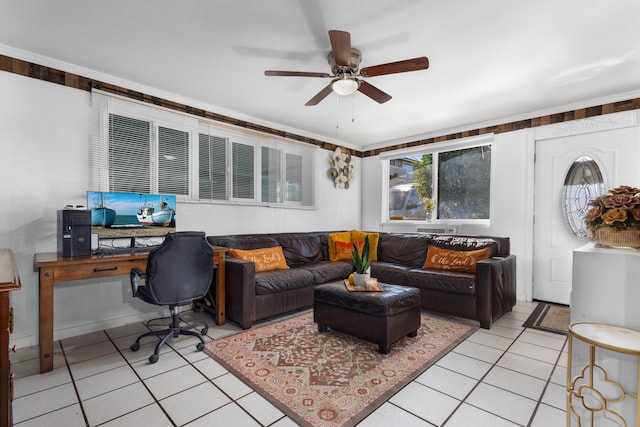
[205,311,477,427]
[523,302,570,335]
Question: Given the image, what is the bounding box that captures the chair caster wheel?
[196,343,205,351]
[201,327,208,335]
[149,354,159,364]
[130,342,140,352]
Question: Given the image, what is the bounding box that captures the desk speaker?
[57,210,91,257]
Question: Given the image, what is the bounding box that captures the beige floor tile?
[445,402,520,427]
[498,352,555,380]
[63,339,118,365]
[466,329,514,351]
[131,348,189,379]
[437,351,493,380]
[68,351,128,380]
[509,340,562,364]
[453,340,504,364]
[415,365,478,400]
[13,365,71,398]
[12,404,85,427]
[144,364,208,400]
[518,329,566,350]
[237,391,285,426]
[541,382,567,410]
[99,403,174,427]
[187,402,262,427]
[160,382,231,426]
[12,382,78,424]
[466,382,537,425]
[213,372,253,400]
[482,366,547,401]
[390,381,460,426]
[83,382,155,426]
[358,402,433,426]
[75,364,140,400]
[530,403,566,427]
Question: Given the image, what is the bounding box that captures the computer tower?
[57,209,92,257]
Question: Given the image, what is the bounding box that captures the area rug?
[205,311,477,427]
[522,302,570,335]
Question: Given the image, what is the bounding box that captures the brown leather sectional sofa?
[207,231,516,330]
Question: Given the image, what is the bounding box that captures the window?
[562,156,605,237]
[385,139,492,222]
[90,91,315,207]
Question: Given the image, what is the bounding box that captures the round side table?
[567,322,640,427]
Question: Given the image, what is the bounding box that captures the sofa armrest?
[224,258,257,329]
[475,255,517,328]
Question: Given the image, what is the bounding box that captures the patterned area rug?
[522,302,570,335]
[205,311,477,427]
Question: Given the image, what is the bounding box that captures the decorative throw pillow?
[229,246,289,272]
[334,240,363,261]
[351,229,380,261]
[422,245,491,273]
[328,231,352,261]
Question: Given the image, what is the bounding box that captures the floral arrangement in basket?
[585,185,640,233]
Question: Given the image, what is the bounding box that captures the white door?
[533,125,640,305]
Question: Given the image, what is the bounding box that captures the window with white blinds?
[90,91,315,207]
[199,134,227,200]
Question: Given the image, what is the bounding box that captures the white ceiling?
[1,0,639,150]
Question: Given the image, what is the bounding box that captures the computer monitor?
[87,191,176,244]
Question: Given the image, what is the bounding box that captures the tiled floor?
[11,301,567,426]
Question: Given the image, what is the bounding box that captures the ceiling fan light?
[332,77,359,96]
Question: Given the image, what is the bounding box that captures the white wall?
[361,130,535,301]
[0,71,361,348]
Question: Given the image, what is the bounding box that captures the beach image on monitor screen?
[87,191,176,239]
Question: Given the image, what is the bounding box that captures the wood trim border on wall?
[2,54,639,159]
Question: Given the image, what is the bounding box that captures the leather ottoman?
[313,282,421,353]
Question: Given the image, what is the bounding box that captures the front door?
[533,125,640,305]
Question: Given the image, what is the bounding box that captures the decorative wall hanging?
[328,147,355,189]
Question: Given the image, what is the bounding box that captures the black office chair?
[129,231,216,363]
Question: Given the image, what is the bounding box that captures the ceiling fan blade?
[305,84,333,106]
[360,56,429,77]
[328,30,351,67]
[265,70,331,78]
[357,81,392,104]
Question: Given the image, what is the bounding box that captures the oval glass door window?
[562,156,605,237]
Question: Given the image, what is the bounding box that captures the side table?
[567,322,640,426]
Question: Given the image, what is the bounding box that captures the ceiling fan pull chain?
[336,94,340,129]
[352,93,356,123]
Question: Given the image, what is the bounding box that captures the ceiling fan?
[264,30,429,106]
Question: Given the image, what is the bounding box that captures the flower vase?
[425,210,432,222]
[353,268,371,289]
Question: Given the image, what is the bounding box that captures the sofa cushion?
[229,247,289,272]
[328,231,352,261]
[422,245,491,273]
[406,268,476,295]
[210,235,280,250]
[302,261,353,284]
[428,235,499,257]
[351,230,380,261]
[255,268,315,295]
[377,233,431,268]
[370,261,412,286]
[277,234,324,267]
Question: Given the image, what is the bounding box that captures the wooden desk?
[1,249,21,427]
[34,247,226,373]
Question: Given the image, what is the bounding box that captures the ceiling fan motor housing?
[328,48,362,75]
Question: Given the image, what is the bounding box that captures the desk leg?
[39,269,54,373]
[213,251,225,326]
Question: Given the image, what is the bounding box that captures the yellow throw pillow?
[351,230,379,261]
[229,246,289,272]
[328,231,352,261]
[422,245,491,273]
[334,240,363,261]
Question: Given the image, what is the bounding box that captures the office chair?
[129,231,216,363]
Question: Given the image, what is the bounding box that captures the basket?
[594,228,640,249]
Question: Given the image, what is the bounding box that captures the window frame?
[90,91,316,209]
[381,134,494,226]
